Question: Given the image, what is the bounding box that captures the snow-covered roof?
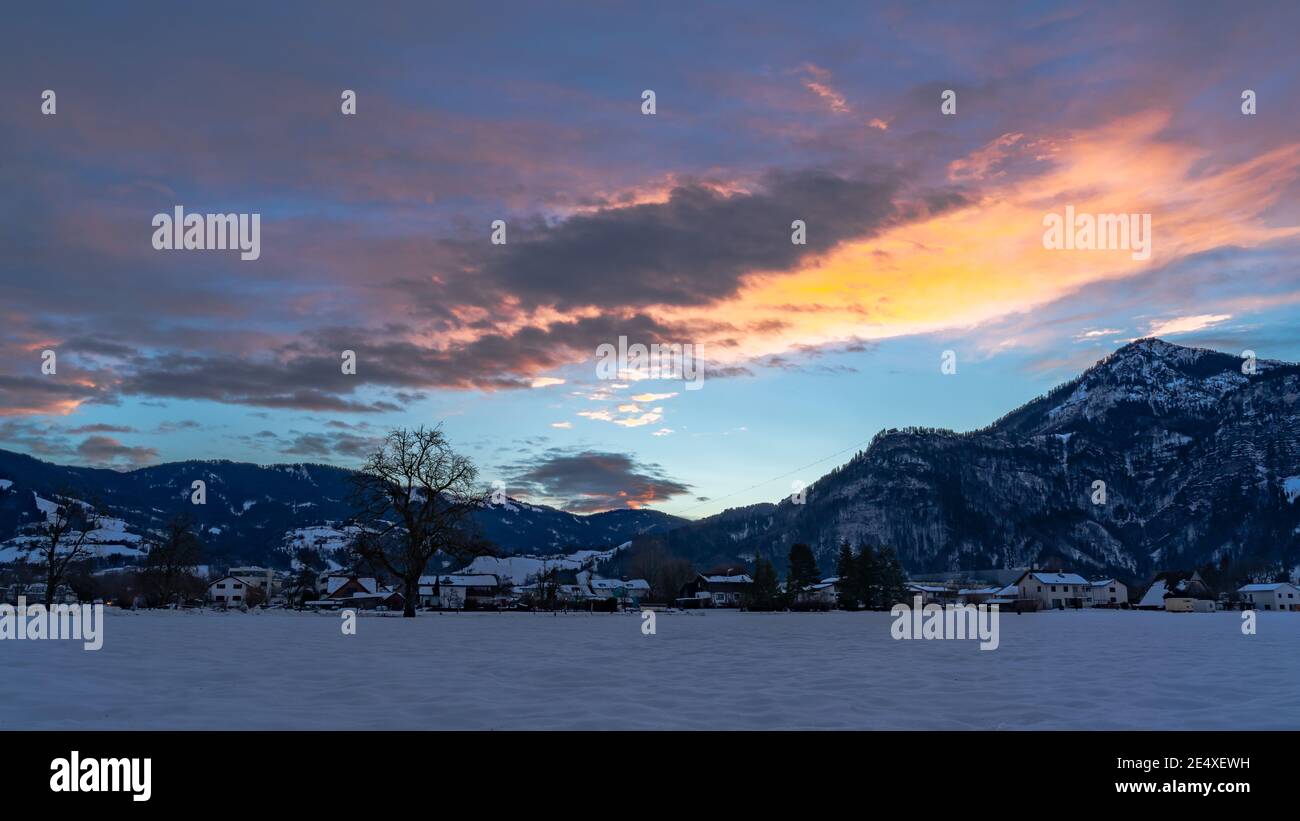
[907,583,947,593]
[995,584,1018,596]
[702,574,752,584]
[327,576,377,595]
[1138,579,1168,607]
[1239,583,1296,592]
[1090,578,1119,587]
[958,586,1000,595]
[1022,572,1088,585]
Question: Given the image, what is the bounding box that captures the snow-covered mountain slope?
[652,339,1300,581]
[0,452,683,567]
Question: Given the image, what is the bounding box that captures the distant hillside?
[650,339,1300,583]
[0,450,685,568]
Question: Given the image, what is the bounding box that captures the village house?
[321,574,380,599]
[336,589,406,611]
[1086,578,1128,607]
[207,575,249,606]
[4,582,77,604]
[957,586,1001,605]
[1237,582,1300,611]
[228,566,280,595]
[790,577,839,608]
[905,583,951,606]
[1013,571,1090,610]
[417,574,503,609]
[586,577,651,606]
[677,572,753,608]
[1138,571,1215,611]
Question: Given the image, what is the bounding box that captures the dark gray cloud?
[470,169,911,311]
[75,435,159,469]
[505,449,691,513]
[278,431,382,461]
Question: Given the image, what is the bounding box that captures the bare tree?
[141,515,206,607]
[628,541,695,604]
[348,426,494,617]
[23,489,101,607]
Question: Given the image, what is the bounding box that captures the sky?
[2,1,1299,518]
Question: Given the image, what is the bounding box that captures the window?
[217,583,226,589]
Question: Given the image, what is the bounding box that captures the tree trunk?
[404,577,418,617]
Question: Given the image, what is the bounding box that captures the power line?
[670,436,875,518]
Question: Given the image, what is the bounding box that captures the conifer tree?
[856,541,882,609]
[834,541,860,610]
[787,542,820,593]
[745,556,783,611]
[875,545,910,608]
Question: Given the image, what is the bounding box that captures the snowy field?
[3,608,1298,730]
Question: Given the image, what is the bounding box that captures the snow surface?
[2,609,1297,730]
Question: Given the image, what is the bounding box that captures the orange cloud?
[656,109,1300,363]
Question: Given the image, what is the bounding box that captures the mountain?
[5,338,1298,583]
[652,339,1300,583]
[0,451,684,567]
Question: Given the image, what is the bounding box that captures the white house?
[207,575,249,606]
[585,577,652,605]
[1165,596,1216,613]
[418,574,502,609]
[1086,578,1128,607]
[229,566,279,594]
[1238,582,1300,611]
[795,579,839,607]
[1013,571,1090,610]
[1138,571,1214,611]
[906,583,949,605]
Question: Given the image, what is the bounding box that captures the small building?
[794,579,838,608]
[334,590,406,611]
[1086,578,1128,607]
[622,579,651,604]
[677,573,753,608]
[229,566,276,588]
[324,575,379,600]
[906,583,950,606]
[957,586,1001,605]
[1237,582,1300,611]
[586,577,652,606]
[207,575,249,606]
[1139,571,1214,611]
[418,574,502,609]
[1165,596,1216,613]
[1013,571,1090,610]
